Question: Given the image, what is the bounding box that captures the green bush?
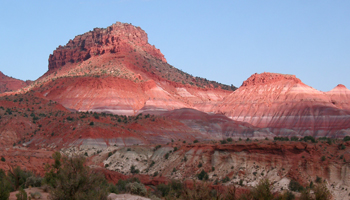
[291,136,299,141]
[16,187,27,200]
[125,182,147,196]
[193,139,199,143]
[130,165,140,174]
[165,152,170,159]
[250,179,274,200]
[0,157,5,162]
[0,170,11,200]
[288,179,304,192]
[197,170,208,181]
[321,156,326,161]
[315,176,322,183]
[227,138,233,142]
[45,153,108,200]
[7,166,33,190]
[30,191,42,199]
[344,136,350,142]
[303,136,316,143]
[25,176,42,188]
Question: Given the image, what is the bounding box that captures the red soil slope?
[212,72,350,137]
[0,71,32,93]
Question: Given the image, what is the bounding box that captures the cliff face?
[212,72,350,137]
[48,22,166,71]
[0,71,32,93]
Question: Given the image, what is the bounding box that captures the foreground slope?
[212,72,350,137]
[31,22,235,115]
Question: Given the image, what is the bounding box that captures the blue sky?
[0,1,349,91]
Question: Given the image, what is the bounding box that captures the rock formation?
[212,72,350,137]
[33,22,234,115]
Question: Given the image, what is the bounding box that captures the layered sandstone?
[32,22,233,114]
[212,72,350,137]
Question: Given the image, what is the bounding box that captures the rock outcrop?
[48,22,166,71]
[212,72,350,137]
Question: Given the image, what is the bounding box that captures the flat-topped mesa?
[48,22,166,71]
[241,72,302,87]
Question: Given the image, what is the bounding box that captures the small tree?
[46,153,108,200]
[250,179,273,200]
[0,169,11,200]
[15,187,27,200]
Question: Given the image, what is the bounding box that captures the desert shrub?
[193,139,199,143]
[274,137,290,141]
[198,162,202,168]
[276,190,295,200]
[0,157,5,162]
[165,152,170,159]
[181,181,215,200]
[125,182,147,196]
[7,166,33,190]
[321,156,326,161]
[291,136,299,141]
[30,191,42,199]
[0,170,11,200]
[16,187,27,200]
[154,145,161,151]
[89,121,94,126]
[227,137,233,142]
[153,171,158,177]
[314,182,332,200]
[108,152,113,157]
[250,179,273,200]
[315,176,322,183]
[303,136,316,143]
[130,165,140,174]
[157,183,171,197]
[107,183,118,194]
[173,147,178,151]
[197,170,208,181]
[344,136,350,142]
[220,139,227,144]
[45,153,108,200]
[340,144,346,150]
[288,179,304,192]
[25,176,42,188]
[222,176,230,183]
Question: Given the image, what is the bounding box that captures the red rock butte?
[48,22,166,71]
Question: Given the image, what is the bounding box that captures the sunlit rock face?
[212,72,350,137]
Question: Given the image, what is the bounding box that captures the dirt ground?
[9,187,49,200]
